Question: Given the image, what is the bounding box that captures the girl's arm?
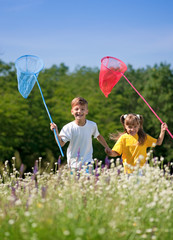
[50,123,66,147]
[105,149,119,157]
[156,123,168,146]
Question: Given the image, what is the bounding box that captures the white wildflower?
[4,232,10,236]
[151,236,156,239]
[8,219,15,225]
[75,228,84,236]
[67,212,74,219]
[15,199,22,206]
[63,230,70,236]
[98,228,105,235]
[138,155,144,160]
[141,234,147,238]
[24,211,31,217]
[146,228,152,233]
[149,217,154,222]
[31,223,37,228]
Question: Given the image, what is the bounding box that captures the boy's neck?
[74,119,86,126]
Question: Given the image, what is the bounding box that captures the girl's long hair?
[110,113,147,145]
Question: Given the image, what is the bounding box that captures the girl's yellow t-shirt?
[112,133,157,173]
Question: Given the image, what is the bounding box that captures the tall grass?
[0,155,173,240]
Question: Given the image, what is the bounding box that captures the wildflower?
[4,232,10,237]
[58,155,61,165]
[152,142,156,147]
[138,155,144,161]
[141,234,147,238]
[63,230,70,236]
[146,228,152,233]
[20,164,25,177]
[24,211,31,217]
[8,219,15,225]
[98,228,105,235]
[15,199,22,206]
[105,156,110,168]
[108,220,116,229]
[41,186,47,198]
[75,228,84,236]
[31,223,37,228]
[67,212,74,219]
[149,217,154,222]
[37,203,43,208]
[151,236,156,239]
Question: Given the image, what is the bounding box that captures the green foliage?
[0,60,172,169]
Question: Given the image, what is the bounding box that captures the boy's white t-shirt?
[59,120,100,168]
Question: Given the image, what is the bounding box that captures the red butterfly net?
[99,56,127,97]
[99,56,173,139]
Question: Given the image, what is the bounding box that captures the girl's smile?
[125,123,140,136]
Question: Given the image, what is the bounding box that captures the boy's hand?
[50,123,58,132]
[105,147,113,155]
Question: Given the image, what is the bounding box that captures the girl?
[106,113,168,174]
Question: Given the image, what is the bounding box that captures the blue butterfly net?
[15,55,44,98]
[15,55,64,156]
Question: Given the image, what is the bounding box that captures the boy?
[50,97,111,169]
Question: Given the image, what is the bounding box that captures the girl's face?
[124,123,140,136]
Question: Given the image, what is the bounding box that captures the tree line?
[0,60,173,171]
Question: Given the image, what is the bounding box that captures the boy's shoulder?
[63,121,75,128]
[86,119,97,124]
[62,120,97,130]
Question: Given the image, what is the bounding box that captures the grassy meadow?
[0,154,173,240]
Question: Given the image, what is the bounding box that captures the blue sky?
[0,0,173,71]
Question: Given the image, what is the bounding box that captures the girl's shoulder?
[117,133,130,141]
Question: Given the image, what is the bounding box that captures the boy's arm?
[97,134,117,156]
[96,134,109,149]
[50,123,66,147]
[156,123,168,146]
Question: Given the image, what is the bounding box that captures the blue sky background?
[0,0,173,71]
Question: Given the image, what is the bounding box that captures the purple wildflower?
[76,148,80,170]
[57,155,61,170]
[41,186,47,198]
[105,156,110,168]
[58,155,61,165]
[19,163,25,178]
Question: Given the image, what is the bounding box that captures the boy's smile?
[71,104,88,125]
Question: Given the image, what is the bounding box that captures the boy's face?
[71,104,88,121]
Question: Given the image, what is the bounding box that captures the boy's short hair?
[71,97,88,108]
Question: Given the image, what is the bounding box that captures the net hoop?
[101,56,127,73]
[15,55,44,75]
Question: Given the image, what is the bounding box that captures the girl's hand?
[105,147,112,155]
[161,123,168,132]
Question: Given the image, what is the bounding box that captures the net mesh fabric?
[15,55,44,98]
[99,56,127,97]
